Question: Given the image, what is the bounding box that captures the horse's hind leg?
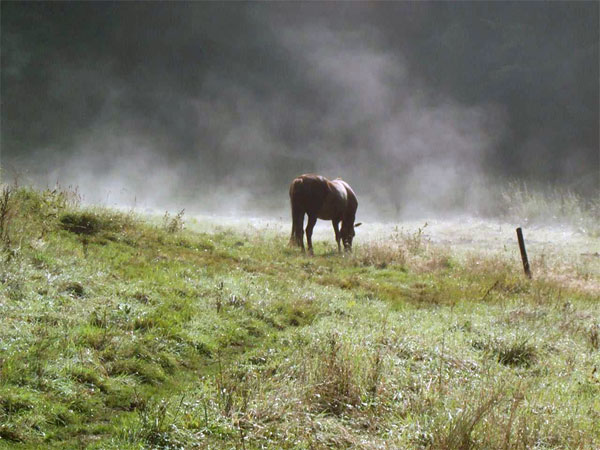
[293,211,305,251]
[290,199,305,250]
[306,215,317,255]
[332,219,341,253]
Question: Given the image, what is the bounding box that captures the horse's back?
[289,174,329,214]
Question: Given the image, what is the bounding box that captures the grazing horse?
[289,174,361,254]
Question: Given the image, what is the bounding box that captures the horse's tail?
[289,178,304,249]
[289,203,296,246]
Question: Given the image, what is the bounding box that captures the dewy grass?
[0,186,598,449]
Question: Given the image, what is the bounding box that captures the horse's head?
[341,221,362,252]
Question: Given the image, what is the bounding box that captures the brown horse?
[289,174,361,254]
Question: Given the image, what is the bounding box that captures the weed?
[433,389,504,450]
[163,209,185,233]
[216,280,224,313]
[589,324,599,351]
[366,342,385,400]
[307,332,361,415]
[404,222,429,254]
[127,396,187,448]
[0,185,13,248]
[503,390,525,450]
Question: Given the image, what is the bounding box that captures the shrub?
[60,212,103,235]
[59,209,135,235]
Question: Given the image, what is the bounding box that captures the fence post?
[516,227,532,279]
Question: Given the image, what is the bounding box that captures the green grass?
[0,186,598,449]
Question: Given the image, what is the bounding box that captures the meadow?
[0,186,598,449]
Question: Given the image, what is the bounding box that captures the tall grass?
[498,181,600,235]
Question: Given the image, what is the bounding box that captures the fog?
[1,2,598,220]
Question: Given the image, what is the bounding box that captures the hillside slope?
[0,187,598,449]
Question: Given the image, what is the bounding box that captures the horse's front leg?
[306,215,317,256]
[332,220,341,253]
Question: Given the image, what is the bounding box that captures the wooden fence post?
[516,227,532,279]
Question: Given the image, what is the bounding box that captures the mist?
[1,2,598,220]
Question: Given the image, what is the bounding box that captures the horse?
[289,174,361,254]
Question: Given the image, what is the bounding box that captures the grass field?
[0,186,598,449]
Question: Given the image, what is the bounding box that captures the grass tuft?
[472,335,538,368]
